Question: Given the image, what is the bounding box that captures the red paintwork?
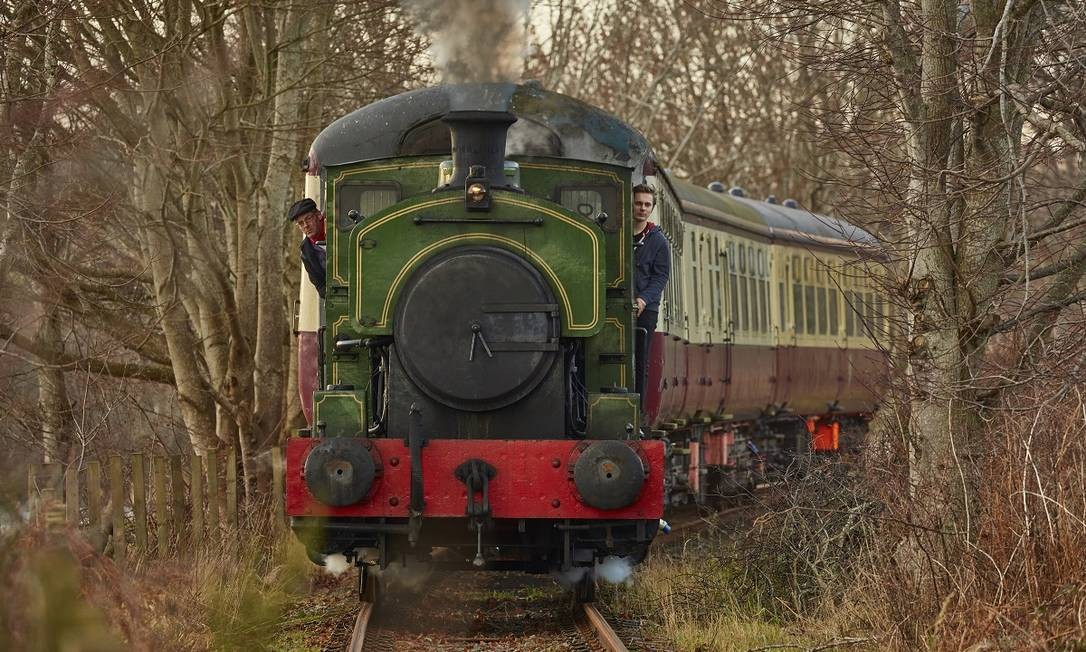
[643,330,886,427]
[298,332,317,424]
[702,430,731,466]
[645,333,687,425]
[681,343,707,416]
[286,438,665,520]
[807,418,840,452]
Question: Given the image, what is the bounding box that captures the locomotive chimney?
[442,110,517,189]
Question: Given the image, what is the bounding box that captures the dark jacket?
[300,238,326,298]
[634,223,670,313]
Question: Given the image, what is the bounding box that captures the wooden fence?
[25,449,286,561]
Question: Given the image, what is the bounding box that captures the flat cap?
[287,198,317,221]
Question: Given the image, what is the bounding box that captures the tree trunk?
[251,5,315,486]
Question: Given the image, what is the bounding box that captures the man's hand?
[635,297,646,316]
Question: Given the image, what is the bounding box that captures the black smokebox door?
[394,247,559,412]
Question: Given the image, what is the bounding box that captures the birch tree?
[0,1,428,488]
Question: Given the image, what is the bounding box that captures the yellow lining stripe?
[313,392,365,430]
[605,316,628,386]
[375,233,597,330]
[519,163,627,288]
[330,315,350,385]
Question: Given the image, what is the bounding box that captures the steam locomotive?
[287,82,887,601]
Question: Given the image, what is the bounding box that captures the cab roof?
[309,82,652,170]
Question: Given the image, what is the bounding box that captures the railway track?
[339,568,639,651]
[327,502,765,650]
[347,599,630,651]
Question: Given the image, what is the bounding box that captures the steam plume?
[323,553,351,576]
[408,0,531,83]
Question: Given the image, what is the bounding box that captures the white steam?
[553,565,590,589]
[323,553,351,576]
[552,556,636,588]
[595,555,635,585]
[408,0,531,83]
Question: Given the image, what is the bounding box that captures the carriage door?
[773,253,797,410]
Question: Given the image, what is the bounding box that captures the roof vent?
[766,195,779,204]
[729,186,746,197]
[783,199,800,209]
[707,181,726,193]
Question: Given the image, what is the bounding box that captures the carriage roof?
[670,178,879,250]
[309,82,653,170]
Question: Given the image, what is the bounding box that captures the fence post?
[153,457,168,558]
[109,456,125,562]
[87,461,103,530]
[132,453,147,551]
[271,447,284,528]
[64,466,80,527]
[190,454,204,549]
[169,456,184,549]
[41,463,64,528]
[206,450,219,543]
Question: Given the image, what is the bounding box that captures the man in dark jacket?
[632,184,671,398]
[288,198,326,298]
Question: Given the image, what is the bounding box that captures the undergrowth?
[0,499,317,651]
[609,385,1086,651]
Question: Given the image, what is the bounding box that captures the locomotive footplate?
[286,438,665,520]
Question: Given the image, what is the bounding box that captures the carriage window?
[792,256,801,282]
[866,292,876,336]
[701,236,713,329]
[337,183,400,229]
[829,289,839,335]
[759,281,769,333]
[845,291,856,336]
[779,282,787,332]
[734,267,742,334]
[794,285,804,334]
[690,232,700,327]
[738,245,747,274]
[817,287,827,335]
[805,286,816,335]
[713,237,723,329]
[740,277,750,332]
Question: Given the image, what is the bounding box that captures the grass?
[0,499,324,651]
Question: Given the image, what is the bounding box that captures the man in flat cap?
[288,198,326,298]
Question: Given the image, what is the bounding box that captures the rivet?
[389,457,399,467]
[551,499,561,508]
[551,458,561,468]
[389,496,399,506]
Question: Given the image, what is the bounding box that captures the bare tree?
[0,1,430,489]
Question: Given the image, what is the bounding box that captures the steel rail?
[580,603,628,652]
[346,602,374,652]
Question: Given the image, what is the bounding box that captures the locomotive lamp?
[465,164,491,210]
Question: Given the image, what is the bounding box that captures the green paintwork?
[341,190,605,337]
[585,393,640,439]
[312,390,368,438]
[319,155,640,436]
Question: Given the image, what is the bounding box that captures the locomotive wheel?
[571,570,596,605]
[358,564,379,603]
